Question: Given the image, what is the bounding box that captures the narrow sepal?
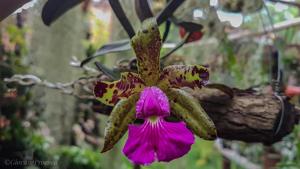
[167,88,217,140]
[101,93,140,153]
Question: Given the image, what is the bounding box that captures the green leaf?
[131,18,161,86]
[167,88,217,140]
[94,72,145,106]
[94,61,120,80]
[80,40,131,66]
[101,93,140,153]
[42,0,84,26]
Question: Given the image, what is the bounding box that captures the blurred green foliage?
[55,146,102,169]
[277,125,300,169]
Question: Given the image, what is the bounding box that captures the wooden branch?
[228,17,300,40]
[186,87,299,144]
[267,0,300,9]
[183,18,300,49]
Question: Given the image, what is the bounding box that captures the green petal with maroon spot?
[131,18,161,86]
[94,72,145,106]
[101,93,139,152]
[167,88,217,140]
[158,65,209,90]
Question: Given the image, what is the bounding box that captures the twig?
[4,74,96,99]
[161,32,191,61]
[267,0,300,8]
[215,140,262,169]
[70,56,98,73]
[183,17,300,49]
[228,17,300,40]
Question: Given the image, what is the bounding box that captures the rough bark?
[186,87,299,144]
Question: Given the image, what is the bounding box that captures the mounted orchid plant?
[94,18,217,165]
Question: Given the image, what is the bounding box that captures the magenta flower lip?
[123,87,195,165]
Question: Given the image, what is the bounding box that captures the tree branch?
[4,74,97,99]
[186,87,299,144]
[228,17,300,40]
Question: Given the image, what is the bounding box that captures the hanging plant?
[93,18,217,165]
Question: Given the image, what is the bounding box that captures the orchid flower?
[94,18,217,165]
